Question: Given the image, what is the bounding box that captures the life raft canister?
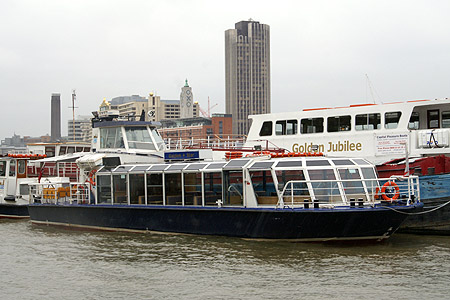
[381,181,400,202]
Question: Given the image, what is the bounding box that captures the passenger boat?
[0,114,167,218]
[28,154,421,241]
[244,98,450,234]
[0,152,80,218]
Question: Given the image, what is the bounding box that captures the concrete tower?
[51,93,61,141]
[225,19,271,135]
[180,79,194,119]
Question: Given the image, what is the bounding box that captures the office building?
[68,116,92,142]
[225,19,271,135]
[51,93,61,141]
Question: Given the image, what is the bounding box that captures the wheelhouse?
[91,120,165,153]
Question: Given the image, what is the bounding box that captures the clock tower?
[180,79,193,119]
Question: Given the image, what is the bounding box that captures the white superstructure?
[245,98,450,164]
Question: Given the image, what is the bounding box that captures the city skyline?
[1,0,450,139]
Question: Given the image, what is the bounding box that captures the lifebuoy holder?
[381,181,400,202]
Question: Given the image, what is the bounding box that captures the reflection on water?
[1,220,450,299]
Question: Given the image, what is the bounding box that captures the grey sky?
[1,0,449,139]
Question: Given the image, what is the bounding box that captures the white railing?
[279,176,420,208]
[164,136,246,150]
[29,182,91,204]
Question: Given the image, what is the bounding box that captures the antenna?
[365,74,382,104]
[69,89,78,141]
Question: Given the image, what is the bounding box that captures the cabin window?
[361,167,377,179]
[224,159,250,169]
[0,161,6,176]
[97,174,112,204]
[259,121,273,136]
[203,172,222,206]
[184,173,202,205]
[300,118,324,134]
[9,160,16,176]
[355,113,380,131]
[250,170,276,204]
[428,110,440,128]
[152,129,165,150]
[353,159,370,165]
[67,147,75,154]
[276,170,309,194]
[17,160,26,175]
[332,159,355,166]
[306,160,331,166]
[250,161,275,169]
[408,112,420,130]
[126,127,155,150]
[338,168,365,196]
[205,163,227,170]
[442,111,450,128]
[360,167,379,196]
[327,115,351,132]
[59,146,67,155]
[129,174,145,205]
[100,127,125,149]
[223,171,243,206]
[385,111,402,129]
[275,120,297,135]
[276,160,302,168]
[113,174,128,204]
[147,173,163,205]
[45,146,55,157]
[308,169,340,203]
[165,173,182,205]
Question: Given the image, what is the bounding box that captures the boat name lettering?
[292,141,362,153]
[164,151,200,160]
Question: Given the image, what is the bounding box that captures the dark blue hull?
[28,204,417,241]
[0,204,29,219]
[398,174,450,234]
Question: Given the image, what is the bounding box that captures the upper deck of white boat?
[246,98,450,164]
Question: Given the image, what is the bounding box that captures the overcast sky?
[1,0,450,139]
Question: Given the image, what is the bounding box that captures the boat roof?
[98,156,374,173]
[92,120,161,128]
[30,152,86,163]
[249,98,450,120]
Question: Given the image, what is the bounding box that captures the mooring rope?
[383,199,450,215]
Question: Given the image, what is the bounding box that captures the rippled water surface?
[1,219,450,299]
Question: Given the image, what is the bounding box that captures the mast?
[70,89,77,141]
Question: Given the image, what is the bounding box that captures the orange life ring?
[381,181,400,202]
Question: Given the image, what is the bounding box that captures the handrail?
[278,176,420,208]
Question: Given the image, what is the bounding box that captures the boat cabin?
[246,98,450,164]
[91,156,418,208]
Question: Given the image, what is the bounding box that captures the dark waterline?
[1,219,450,299]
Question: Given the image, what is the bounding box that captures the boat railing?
[28,181,91,205]
[279,176,420,208]
[164,135,247,150]
[27,162,80,182]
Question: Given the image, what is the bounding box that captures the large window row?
[259,112,401,136]
[261,110,450,136]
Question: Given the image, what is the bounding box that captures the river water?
[1,219,450,300]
